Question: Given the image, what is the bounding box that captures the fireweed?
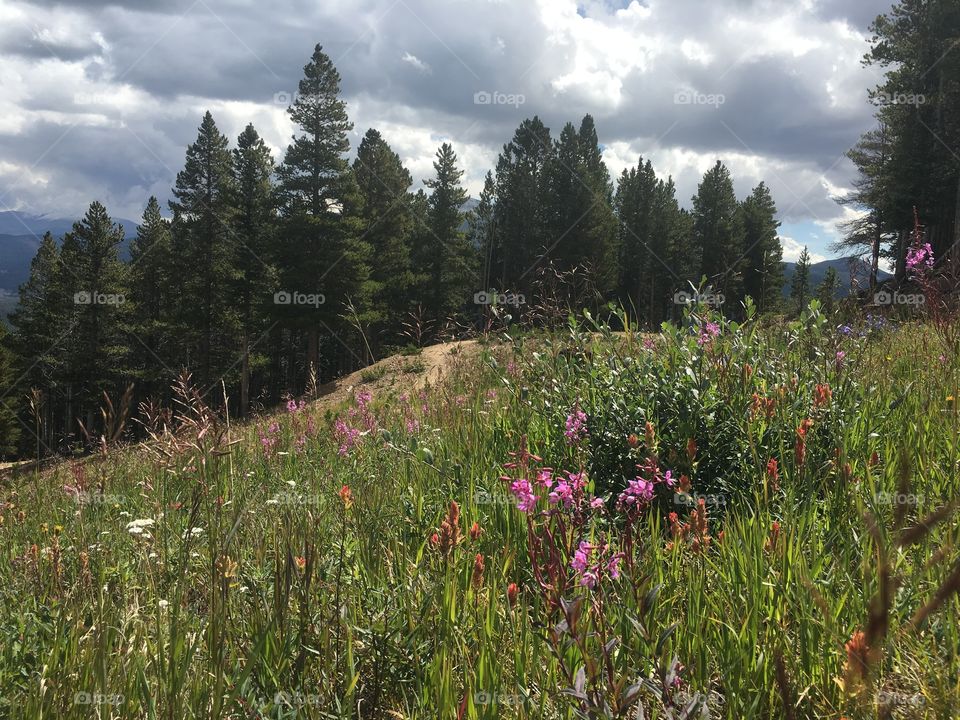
[499,435,697,715]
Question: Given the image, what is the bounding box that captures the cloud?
[0,0,892,263]
[780,235,827,264]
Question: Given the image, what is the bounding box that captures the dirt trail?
[310,339,480,408]
[1,340,483,481]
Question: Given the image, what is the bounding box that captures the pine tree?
[232,123,276,414]
[490,117,552,294]
[541,116,618,296]
[473,171,498,293]
[58,201,129,435]
[790,247,812,314]
[168,111,239,393]
[615,158,660,321]
[128,197,174,400]
[816,266,840,313]
[413,143,475,325]
[276,45,369,379]
[834,126,895,291]
[0,322,20,458]
[740,182,784,313]
[8,232,68,449]
[692,161,746,302]
[352,128,416,352]
[9,233,68,394]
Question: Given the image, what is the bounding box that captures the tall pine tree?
[691,160,746,302]
[168,111,239,393]
[740,182,784,313]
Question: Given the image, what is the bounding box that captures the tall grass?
[0,303,958,718]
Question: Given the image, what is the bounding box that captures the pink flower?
[564,407,588,445]
[536,469,555,488]
[571,541,592,573]
[618,478,654,507]
[590,497,605,510]
[510,479,537,513]
[697,321,721,346]
[286,399,298,413]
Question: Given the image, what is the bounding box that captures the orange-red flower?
[338,484,354,509]
[472,553,485,590]
[506,582,519,608]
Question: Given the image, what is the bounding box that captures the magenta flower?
[510,478,537,513]
[564,407,588,445]
[697,321,721,346]
[618,477,654,507]
[537,469,555,488]
[590,497,605,510]
[906,241,934,275]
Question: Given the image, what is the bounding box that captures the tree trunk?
[240,329,250,418]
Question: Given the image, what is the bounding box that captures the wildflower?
[617,477,654,508]
[472,553,485,590]
[509,478,537,513]
[158,599,170,610]
[589,497,605,510]
[219,555,239,580]
[506,582,519,608]
[905,241,934,276]
[564,407,588,446]
[843,630,871,686]
[338,485,354,510]
[686,438,697,462]
[294,556,306,571]
[697,321,721,346]
[869,451,880,467]
[766,458,779,492]
[642,336,656,351]
[765,520,781,552]
[835,350,846,370]
[286,399,298,413]
[571,541,592,573]
[536,469,555,488]
[627,433,640,449]
[469,521,483,541]
[334,417,361,456]
[126,518,155,536]
[434,501,462,555]
[678,474,691,494]
[644,421,656,449]
[548,471,586,508]
[794,419,813,467]
[429,533,440,548]
[813,383,832,408]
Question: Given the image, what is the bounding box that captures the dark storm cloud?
[0,0,893,241]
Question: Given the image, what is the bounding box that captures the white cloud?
[780,235,827,263]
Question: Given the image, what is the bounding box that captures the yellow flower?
[54,524,63,535]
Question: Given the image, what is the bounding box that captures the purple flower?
[906,242,934,275]
[697,321,721,346]
[590,497,605,510]
[571,541,592,573]
[510,478,537,513]
[564,407,588,445]
[537,469,555,488]
[618,478,655,508]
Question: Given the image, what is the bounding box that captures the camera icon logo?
[274,291,292,305]
[74,291,92,305]
[873,290,892,305]
[474,91,492,105]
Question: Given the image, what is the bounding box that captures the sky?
[0,0,896,263]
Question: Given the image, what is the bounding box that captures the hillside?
[781,256,892,297]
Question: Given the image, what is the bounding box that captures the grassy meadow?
[1,302,958,718]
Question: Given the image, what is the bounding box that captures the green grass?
[1,303,958,718]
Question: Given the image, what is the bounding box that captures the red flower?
[472,553,485,590]
[506,582,519,608]
[469,521,483,541]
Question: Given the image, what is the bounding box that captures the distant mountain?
[782,256,892,298]
[0,211,138,308]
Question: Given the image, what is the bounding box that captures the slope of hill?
[0,211,138,309]
[781,256,892,297]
